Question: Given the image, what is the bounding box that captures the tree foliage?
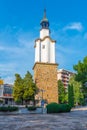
[73,56,87,96]
[73,56,87,85]
[13,74,24,104]
[58,80,68,103]
[13,71,37,104]
[23,71,36,101]
[68,84,74,108]
[69,76,84,106]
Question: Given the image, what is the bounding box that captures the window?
[42,45,45,49]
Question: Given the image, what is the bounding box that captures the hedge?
[46,102,71,113]
[27,106,36,111]
[0,106,18,112]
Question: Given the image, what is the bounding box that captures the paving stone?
[0,107,87,130]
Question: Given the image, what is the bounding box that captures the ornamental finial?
[44,8,46,19]
[40,9,49,29]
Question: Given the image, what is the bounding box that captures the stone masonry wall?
[33,62,58,104]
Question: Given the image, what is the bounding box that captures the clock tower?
[33,9,58,104]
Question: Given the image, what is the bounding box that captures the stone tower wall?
[33,62,58,104]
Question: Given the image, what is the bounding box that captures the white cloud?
[0,63,17,84]
[4,76,14,84]
[0,63,17,76]
[63,22,83,31]
[0,26,36,84]
[56,44,79,54]
[51,22,87,71]
[0,22,85,84]
[0,28,35,57]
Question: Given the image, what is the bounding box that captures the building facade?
[33,10,58,104]
[0,79,13,105]
[57,69,74,89]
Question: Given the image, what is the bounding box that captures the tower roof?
[41,9,48,23]
[40,9,49,29]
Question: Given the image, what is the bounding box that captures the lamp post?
[40,89,45,113]
[40,89,45,99]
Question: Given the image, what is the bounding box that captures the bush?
[58,104,71,112]
[0,100,3,104]
[0,106,18,112]
[68,84,74,108]
[27,106,36,111]
[46,102,71,113]
[15,99,22,105]
[35,106,42,108]
[46,102,59,113]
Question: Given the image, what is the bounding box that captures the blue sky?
[0,0,87,84]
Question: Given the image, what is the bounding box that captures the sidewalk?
[0,107,87,130]
[72,106,87,111]
[0,107,47,115]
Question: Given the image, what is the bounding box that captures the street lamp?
[39,89,45,113]
[40,89,45,100]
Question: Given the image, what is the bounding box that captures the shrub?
[46,102,59,113]
[68,84,74,108]
[27,106,36,111]
[58,104,71,112]
[0,107,8,112]
[15,99,22,105]
[36,106,42,108]
[7,106,18,112]
[0,100,3,104]
[0,106,18,112]
[46,102,71,113]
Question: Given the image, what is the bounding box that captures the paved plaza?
[0,107,87,130]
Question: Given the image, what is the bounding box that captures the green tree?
[58,80,68,103]
[73,56,87,99]
[13,74,24,104]
[73,56,87,84]
[68,84,74,108]
[23,71,37,102]
[69,76,84,106]
[13,71,37,105]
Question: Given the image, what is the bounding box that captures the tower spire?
[40,9,49,29]
[43,8,46,19]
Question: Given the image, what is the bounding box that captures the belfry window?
[42,45,45,49]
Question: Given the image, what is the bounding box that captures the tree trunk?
[21,98,23,105]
